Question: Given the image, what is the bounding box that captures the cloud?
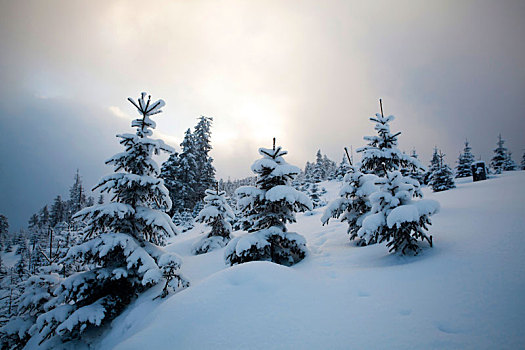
[108,106,133,121]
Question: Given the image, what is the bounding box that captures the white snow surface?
[93,173,525,349]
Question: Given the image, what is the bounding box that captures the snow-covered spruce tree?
[312,150,327,182]
[358,171,439,255]
[30,93,188,344]
[322,164,379,245]
[225,140,312,266]
[491,134,508,174]
[192,188,235,255]
[357,103,423,177]
[401,148,426,184]
[504,151,517,171]
[429,150,456,192]
[306,182,327,209]
[423,147,440,185]
[335,154,351,181]
[160,151,184,216]
[455,140,475,178]
[0,264,63,349]
[193,116,216,202]
[161,129,199,213]
[67,170,87,223]
[323,154,337,180]
[0,214,8,250]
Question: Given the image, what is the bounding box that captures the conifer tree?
[358,171,439,254]
[193,116,216,200]
[161,129,199,215]
[335,154,351,180]
[322,154,337,180]
[50,196,66,227]
[0,265,63,348]
[322,163,379,245]
[0,214,8,250]
[28,93,188,344]
[161,152,183,216]
[504,151,517,171]
[402,148,426,184]
[424,147,440,185]
[357,104,422,177]
[352,101,439,255]
[306,182,326,209]
[429,150,456,192]
[68,170,86,216]
[313,150,326,182]
[225,139,312,266]
[491,134,508,174]
[521,151,525,170]
[39,206,50,231]
[455,140,475,178]
[192,187,235,255]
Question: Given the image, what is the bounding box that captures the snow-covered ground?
[99,172,525,349]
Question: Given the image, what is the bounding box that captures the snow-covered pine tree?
[358,171,439,255]
[401,148,426,184]
[322,164,379,245]
[335,154,351,181]
[0,214,7,250]
[491,134,508,174]
[409,149,425,184]
[178,129,199,211]
[160,151,183,216]
[357,103,422,177]
[193,116,216,201]
[192,187,235,255]
[423,147,440,185]
[504,151,517,171]
[306,182,327,209]
[0,264,63,349]
[521,151,525,170]
[304,161,314,181]
[68,170,87,218]
[455,140,475,178]
[225,139,312,266]
[429,150,456,192]
[352,101,439,255]
[39,206,50,232]
[323,154,337,180]
[313,150,326,182]
[50,195,66,228]
[29,93,188,345]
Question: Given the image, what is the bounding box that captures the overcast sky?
[1,0,524,229]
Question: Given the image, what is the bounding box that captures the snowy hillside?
[98,172,525,349]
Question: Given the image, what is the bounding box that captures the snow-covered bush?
[225,141,312,266]
[358,171,439,254]
[322,166,378,245]
[26,93,188,346]
[192,189,235,254]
